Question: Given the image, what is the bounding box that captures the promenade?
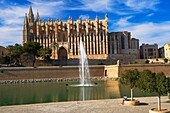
[0,96,169,113]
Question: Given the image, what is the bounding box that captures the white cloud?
[79,14,89,20]
[116,16,133,27]
[0,25,22,47]
[113,20,170,47]
[69,0,113,12]
[147,13,154,17]
[0,0,163,48]
[124,0,159,11]
[0,0,66,25]
[0,0,66,47]
[0,6,28,25]
[68,0,159,15]
[0,0,5,4]
[27,0,65,17]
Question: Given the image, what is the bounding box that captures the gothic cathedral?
[23,6,109,60]
[23,6,139,62]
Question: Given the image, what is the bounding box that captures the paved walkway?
[0,96,170,113]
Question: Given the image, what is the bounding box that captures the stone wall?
[0,66,105,80]
[105,65,119,78]
[1,64,170,81]
[119,64,170,77]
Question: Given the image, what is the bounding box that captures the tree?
[137,70,169,111]
[23,42,42,67]
[166,77,170,99]
[6,45,14,65]
[164,58,168,63]
[3,56,10,64]
[6,44,24,66]
[120,69,139,101]
[12,44,23,65]
[38,48,52,61]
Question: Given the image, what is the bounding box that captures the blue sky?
[0,0,170,47]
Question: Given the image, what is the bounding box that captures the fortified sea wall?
[119,64,170,77]
[0,64,170,83]
[0,66,104,81]
[105,64,170,78]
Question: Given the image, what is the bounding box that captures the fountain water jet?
[70,40,96,87]
[79,40,91,86]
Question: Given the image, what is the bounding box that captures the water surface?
[0,80,156,106]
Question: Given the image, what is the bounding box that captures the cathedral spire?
[28,6,33,17]
[24,13,28,25]
[36,10,40,22]
[95,15,99,21]
[105,13,108,21]
[23,13,29,44]
[28,5,34,23]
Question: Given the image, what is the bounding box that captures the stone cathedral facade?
[23,6,139,61]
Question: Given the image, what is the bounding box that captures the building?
[158,47,164,58]
[140,43,158,59]
[164,44,170,59]
[0,46,7,58]
[0,46,8,64]
[108,32,139,60]
[23,6,139,62]
[23,6,109,60]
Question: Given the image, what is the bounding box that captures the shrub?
[164,58,168,63]
[134,61,138,64]
[145,60,149,64]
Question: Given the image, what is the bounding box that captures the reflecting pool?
[0,80,156,106]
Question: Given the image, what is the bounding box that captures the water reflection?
[0,80,156,106]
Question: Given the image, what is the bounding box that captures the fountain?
[79,40,93,86]
[69,40,96,100]
[70,40,96,87]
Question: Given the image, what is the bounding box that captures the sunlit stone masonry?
[23,6,139,61]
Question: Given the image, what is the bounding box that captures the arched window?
[92,22,94,30]
[115,35,118,40]
[91,33,93,41]
[63,34,66,42]
[64,24,67,31]
[100,33,103,54]
[112,44,114,54]
[100,22,102,30]
[101,33,103,41]
[74,23,77,30]
[83,23,86,30]
[91,33,94,54]
[121,36,125,49]
[82,34,84,42]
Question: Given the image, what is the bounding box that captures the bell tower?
[28,6,35,42]
[22,13,28,44]
[28,6,34,23]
